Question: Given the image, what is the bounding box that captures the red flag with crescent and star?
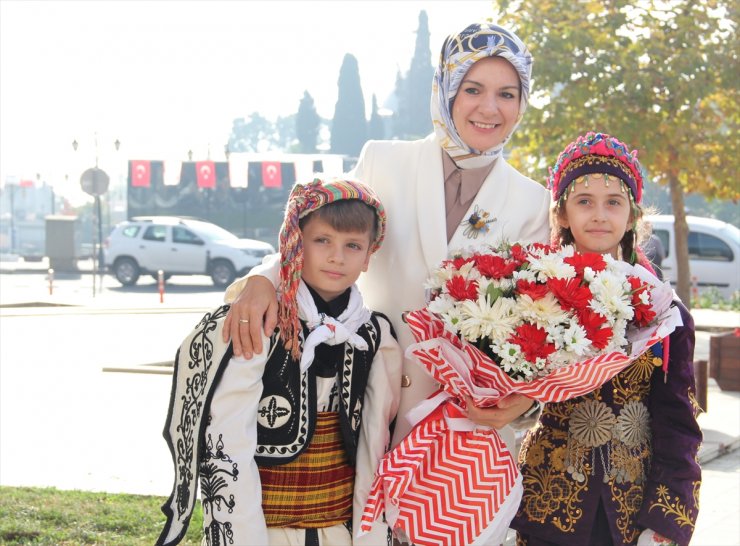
[130,160,151,188]
[261,161,282,188]
[196,161,216,189]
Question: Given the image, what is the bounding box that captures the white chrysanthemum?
[638,289,651,306]
[475,277,494,298]
[513,269,537,283]
[423,266,454,290]
[439,305,464,335]
[603,254,619,267]
[495,341,521,368]
[499,354,535,380]
[533,357,548,371]
[606,318,629,351]
[559,245,577,257]
[544,324,564,348]
[547,348,576,371]
[527,245,549,259]
[427,294,456,316]
[562,323,591,356]
[457,260,476,278]
[589,271,633,321]
[528,253,577,281]
[583,267,596,283]
[517,293,570,328]
[457,295,518,344]
[487,276,516,292]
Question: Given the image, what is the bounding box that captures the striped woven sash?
[259,411,353,528]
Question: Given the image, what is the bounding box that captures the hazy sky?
[0,0,496,196]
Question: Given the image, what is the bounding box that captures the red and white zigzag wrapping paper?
[360,303,682,546]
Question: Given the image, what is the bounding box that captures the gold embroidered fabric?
[565,398,650,484]
[516,349,660,544]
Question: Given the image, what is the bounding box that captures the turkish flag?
[19,179,34,187]
[196,161,216,189]
[262,161,282,188]
[130,160,151,187]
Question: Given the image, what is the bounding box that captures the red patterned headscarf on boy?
[277,177,386,359]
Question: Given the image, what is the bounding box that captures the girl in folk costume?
[156,177,402,546]
[511,133,702,546]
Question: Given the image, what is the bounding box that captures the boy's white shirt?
[214,277,400,545]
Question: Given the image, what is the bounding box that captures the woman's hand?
[222,276,278,359]
[462,393,535,429]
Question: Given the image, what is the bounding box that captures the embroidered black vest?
[255,314,383,466]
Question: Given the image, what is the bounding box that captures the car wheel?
[210,259,236,288]
[114,257,140,286]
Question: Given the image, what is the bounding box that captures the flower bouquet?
[359,243,682,546]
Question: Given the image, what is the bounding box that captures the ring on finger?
[239,318,250,324]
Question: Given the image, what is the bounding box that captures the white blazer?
[352,134,551,447]
[226,134,550,452]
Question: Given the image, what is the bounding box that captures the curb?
[698,438,740,465]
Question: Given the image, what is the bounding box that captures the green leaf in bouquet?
[486,284,503,302]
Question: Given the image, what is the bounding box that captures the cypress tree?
[392,10,434,139]
[330,53,367,157]
[405,10,434,138]
[368,94,385,140]
[296,90,321,153]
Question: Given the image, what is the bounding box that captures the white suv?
[645,214,740,298]
[104,216,275,288]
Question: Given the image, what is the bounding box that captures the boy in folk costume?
[511,133,702,546]
[156,177,402,546]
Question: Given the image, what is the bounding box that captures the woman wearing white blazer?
[223,22,550,545]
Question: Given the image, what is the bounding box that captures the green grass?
[0,486,203,545]
[691,288,740,311]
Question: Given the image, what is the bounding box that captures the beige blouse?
[442,151,496,242]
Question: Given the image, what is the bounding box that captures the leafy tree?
[368,94,385,140]
[392,11,435,138]
[330,53,367,157]
[500,0,738,305]
[228,113,276,153]
[274,114,298,152]
[296,91,321,153]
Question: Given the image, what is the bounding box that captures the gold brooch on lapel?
[462,205,496,239]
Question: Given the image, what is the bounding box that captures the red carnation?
[577,308,612,349]
[565,252,607,275]
[516,279,550,300]
[529,242,556,254]
[446,275,479,301]
[547,277,592,311]
[628,277,656,326]
[509,243,530,265]
[442,256,474,270]
[508,323,556,362]
[474,254,519,279]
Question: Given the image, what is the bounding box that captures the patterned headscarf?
[548,132,644,204]
[431,22,533,169]
[277,176,386,359]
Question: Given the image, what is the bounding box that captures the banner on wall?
[196,161,216,189]
[130,160,151,187]
[261,161,282,188]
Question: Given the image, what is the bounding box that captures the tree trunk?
[668,162,692,307]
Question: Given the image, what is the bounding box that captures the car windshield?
[189,221,238,242]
